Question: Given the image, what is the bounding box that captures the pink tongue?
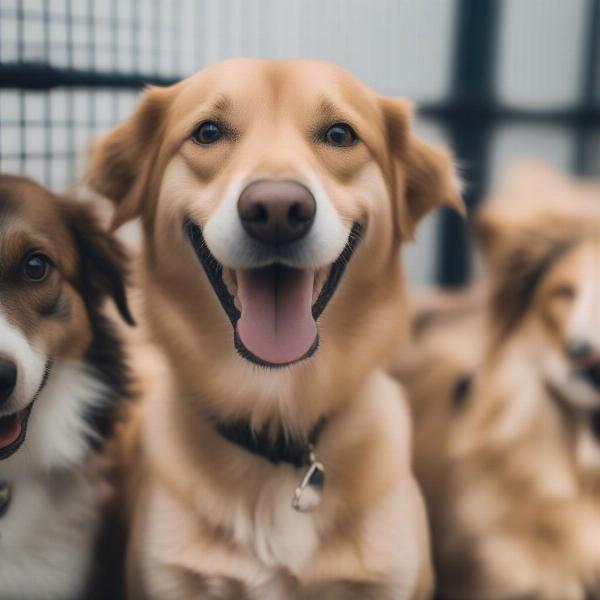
[0,414,21,450]
[237,266,317,365]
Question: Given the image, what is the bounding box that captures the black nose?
[238,180,316,245]
[568,340,600,390]
[568,339,594,362]
[0,357,17,406]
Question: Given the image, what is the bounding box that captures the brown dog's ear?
[473,160,595,261]
[63,202,135,326]
[87,86,170,229]
[381,97,464,239]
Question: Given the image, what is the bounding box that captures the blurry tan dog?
[395,163,600,600]
[87,58,463,599]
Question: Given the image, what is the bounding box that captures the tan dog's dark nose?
[0,357,17,406]
[568,339,594,362]
[238,180,316,245]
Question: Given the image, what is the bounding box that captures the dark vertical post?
[574,0,600,175]
[436,0,501,287]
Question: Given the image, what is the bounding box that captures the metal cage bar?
[0,1,599,285]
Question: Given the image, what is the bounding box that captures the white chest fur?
[0,470,104,600]
[0,361,112,600]
[240,467,319,573]
[146,464,320,582]
[139,371,427,599]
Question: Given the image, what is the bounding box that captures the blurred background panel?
[0,0,599,286]
[497,0,589,109]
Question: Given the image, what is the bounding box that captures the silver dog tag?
[292,447,325,513]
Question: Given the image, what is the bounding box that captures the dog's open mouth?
[185,221,362,367]
[0,362,51,460]
[0,404,32,460]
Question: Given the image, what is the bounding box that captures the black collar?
[215,418,325,468]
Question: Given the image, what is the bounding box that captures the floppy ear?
[381,97,464,239]
[474,160,600,261]
[63,202,135,326]
[87,86,170,229]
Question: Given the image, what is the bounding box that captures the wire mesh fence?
[0,0,455,191]
[1,0,599,285]
[0,0,195,190]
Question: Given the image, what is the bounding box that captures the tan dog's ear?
[473,161,574,261]
[87,86,170,229]
[381,97,464,239]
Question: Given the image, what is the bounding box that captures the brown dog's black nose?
[568,339,600,390]
[238,180,316,245]
[568,339,594,362]
[0,357,17,406]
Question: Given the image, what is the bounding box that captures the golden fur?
[88,58,463,600]
[395,163,600,600]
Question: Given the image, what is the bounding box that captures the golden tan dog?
[88,58,463,600]
[397,163,600,600]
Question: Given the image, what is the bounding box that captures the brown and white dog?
[88,58,463,599]
[397,163,600,600]
[0,175,133,599]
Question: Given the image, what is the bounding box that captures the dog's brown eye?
[192,121,223,145]
[23,253,50,282]
[550,284,575,301]
[324,123,357,147]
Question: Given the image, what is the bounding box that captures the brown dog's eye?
[324,123,358,147]
[192,121,223,145]
[23,253,51,282]
[550,284,575,301]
